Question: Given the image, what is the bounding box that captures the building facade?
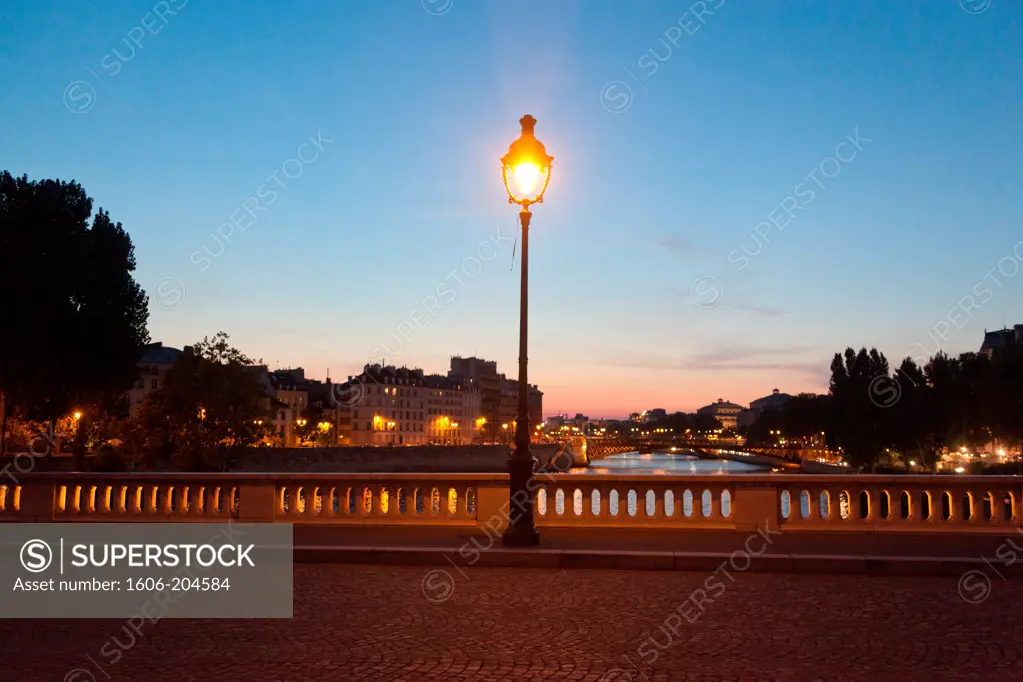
[738,389,792,428]
[448,356,500,440]
[448,356,542,442]
[528,385,543,431]
[696,398,745,430]
[981,325,1023,356]
[128,343,184,416]
[341,365,482,445]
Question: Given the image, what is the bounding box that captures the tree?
[690,413,723,435]
[988,347,1023,452]
[925,351,960,458]
[745,409,783,446]
[135,333,273,470]
[292,405,330,446]
[829,347,893,471]
[0,172,149,466]
[889,357,938,470]
[781,393,831,440]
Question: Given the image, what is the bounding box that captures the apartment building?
[343,365,482,445]
[128,343,183,416]
[449,356,543,441]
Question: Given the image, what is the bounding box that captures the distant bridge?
[572,438,834,471]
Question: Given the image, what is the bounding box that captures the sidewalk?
[6,563,1020,681]
[293,525,1023,576]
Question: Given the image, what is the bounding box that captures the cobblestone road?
[2,564,1020,681]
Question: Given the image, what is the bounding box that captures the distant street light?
[499,114,553,547]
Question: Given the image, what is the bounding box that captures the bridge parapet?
[2,473,1020,536]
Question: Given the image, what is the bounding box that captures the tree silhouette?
[134,333,273,471]
[829,348,892,471]
[889,357,937,470]
[0,172,149,464]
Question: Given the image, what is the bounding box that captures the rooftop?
[342,364,476,392]
[981,325,1023,353]
[138,342,183,364]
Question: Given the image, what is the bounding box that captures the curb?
[293,545,1023,577]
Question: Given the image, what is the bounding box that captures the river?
[545,450,776,517]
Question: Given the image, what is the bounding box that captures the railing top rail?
[7,472,1022,485]
[7,472,511,483]
[549,473,1023,484]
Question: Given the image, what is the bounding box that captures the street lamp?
[500,114,553,547]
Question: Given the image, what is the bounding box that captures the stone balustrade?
[535,477,736,530]
[775,475,1021,531]
[1,473,1020,534]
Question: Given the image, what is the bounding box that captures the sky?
[2,0,1022,418]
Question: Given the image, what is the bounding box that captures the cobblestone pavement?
[2,564,1020,681]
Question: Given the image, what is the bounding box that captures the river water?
[545,450,776,517]
[574,450,771,475]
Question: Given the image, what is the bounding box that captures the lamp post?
[500,114,553,547]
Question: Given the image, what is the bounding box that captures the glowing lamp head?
[501,115,553,206]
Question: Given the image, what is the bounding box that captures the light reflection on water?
[561,451,771,517]
[575,451,769,475]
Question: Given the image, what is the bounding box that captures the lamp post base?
[501,523,540,547]
[502,452,540,547]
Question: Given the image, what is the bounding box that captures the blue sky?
[1,0,1021,417]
